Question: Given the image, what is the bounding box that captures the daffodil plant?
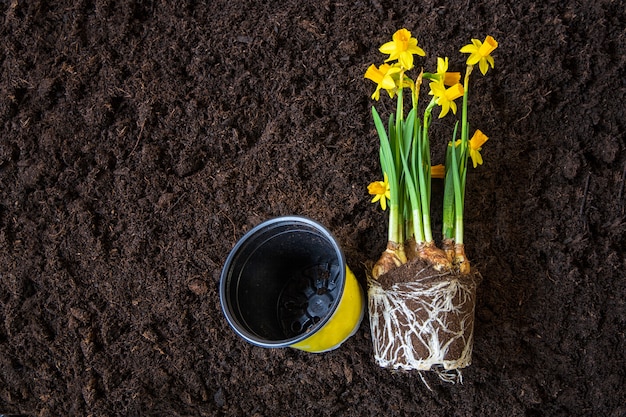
[366,30,497,277]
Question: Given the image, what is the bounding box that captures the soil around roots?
[375,257,480,288]
[369,260,481,371]
[1,0,626,416]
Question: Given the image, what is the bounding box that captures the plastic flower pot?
[368,266,480,371]
[220,216,365,353]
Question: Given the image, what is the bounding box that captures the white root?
[367,270,478,371]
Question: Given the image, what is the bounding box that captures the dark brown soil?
[1,1,625,416]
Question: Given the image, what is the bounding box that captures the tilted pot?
[220,216,365,353]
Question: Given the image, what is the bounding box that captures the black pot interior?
[222,219,343,344]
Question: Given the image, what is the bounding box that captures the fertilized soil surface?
[1,1,625,416]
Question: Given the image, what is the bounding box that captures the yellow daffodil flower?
[467,129,489,168]
[379,28,426,70]
[454,129,489,168]
[434,57,461,86]
[364,63,402,101]
[368,173,391,210]
[460,35,498,75]
[429,82,464,118]
[431,164,445,179]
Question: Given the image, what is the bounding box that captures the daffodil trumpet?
[364,29,496,374]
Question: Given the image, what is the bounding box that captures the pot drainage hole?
[278,263,341,338]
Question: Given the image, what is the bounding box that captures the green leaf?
[403,108,416,158]
[372,107,397,202]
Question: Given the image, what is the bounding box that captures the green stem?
[454,66,474,245]
[394,80,405,245]
[419,98,437,243]
[395,74,404,179]
[461,67,472,145]
[442,124,459,240]
[411,117,424,243]
[460,66,473,202]
[449,123,464,245]
[399,107,424,244]
[388,204,402,244]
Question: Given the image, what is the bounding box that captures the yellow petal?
[438,100,450,118]
[479,58,489,75]
[381,75,396,90]
[466,52,481,66]
[371,87,381,101]
[459,44,477,54]
[429,81,446,97]
[398,52,414,70]
[379,41,397,55]
[470,149,483,168]
[449,100,457,115]
[408,44,426,57]
[437,57,448,73]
